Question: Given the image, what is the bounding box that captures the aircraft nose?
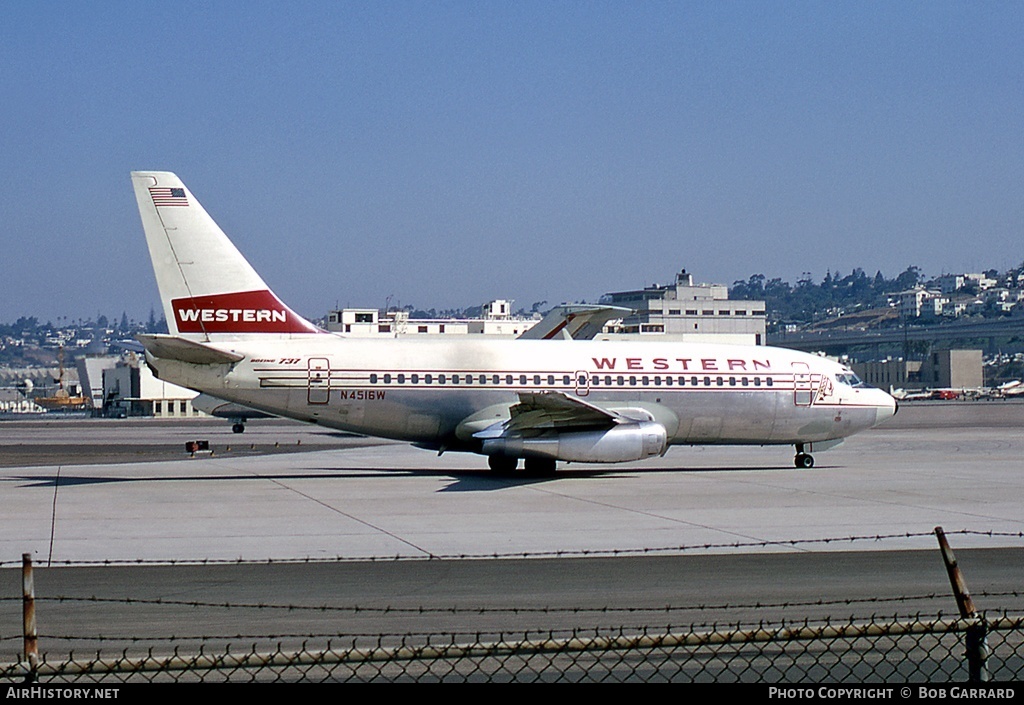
[873,392,898,426]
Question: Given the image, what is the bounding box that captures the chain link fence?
[2,614,1022,683]
[3,529,1022,683]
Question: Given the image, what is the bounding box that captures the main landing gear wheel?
[794,453,814,468]
[487,455,519,474]
[523,457,557,477]
[231,423,245,434]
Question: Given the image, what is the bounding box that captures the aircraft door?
[307,357,330,405]
[575,370,590,397]
[792,362,813,407]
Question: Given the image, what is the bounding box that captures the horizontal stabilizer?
[136,334,245,365]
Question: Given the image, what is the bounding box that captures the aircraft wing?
[517,305,632,340]
[470,391,670,464]
[473,391,627,439]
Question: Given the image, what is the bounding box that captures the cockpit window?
[836,372,866,388]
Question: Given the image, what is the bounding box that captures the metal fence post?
[934,526,988,682]
[22,552,39,683]
[965,618,989,683]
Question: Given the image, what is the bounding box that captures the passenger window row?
[362,373,777,388]
[368,373,577,386]
[591,376,774,388]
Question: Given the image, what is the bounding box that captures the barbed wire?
[12,610,1024,646]
[1,595,1019,647]
[2,588,1021,614]
[0,590,965,613]
[3,529,1021,567]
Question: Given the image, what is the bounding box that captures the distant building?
[965,273,998,291]
[919,349,984,389]
[325,300,539,338]
[325,271,766,344]
[897,287,944,318]
[598,269,767,345]
[936,274,966,295]
[101,354,204,417]
[0,364,87,413]
[852,358,923,390]
[0,388,45,414]
[936,273,998,294]
[853,350,982,391]
[920,293,949,319]
[76,354,120,410]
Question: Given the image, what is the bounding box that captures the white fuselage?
[147,335,897,454]
[131,170,898,468]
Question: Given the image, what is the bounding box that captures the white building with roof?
[326,300,539,339]
[598,269,767,345]
[101,354,203,418]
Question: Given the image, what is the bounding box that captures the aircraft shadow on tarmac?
[405,465,799,492]
[9,463,798,492]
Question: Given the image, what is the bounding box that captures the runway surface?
[0,402,1022,658]
[2,402,1022,563]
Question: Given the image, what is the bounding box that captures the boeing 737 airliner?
[132,171,897,474]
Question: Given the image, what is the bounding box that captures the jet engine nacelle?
[482,421,667,463]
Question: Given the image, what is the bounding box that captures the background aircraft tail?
[131,171,321,340]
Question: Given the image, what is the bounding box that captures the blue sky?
[2,1,1022,323]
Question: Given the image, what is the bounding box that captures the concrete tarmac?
[1,401,1022,564]
[1,403,1022,662]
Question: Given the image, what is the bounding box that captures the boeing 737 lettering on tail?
[132,171,897,474]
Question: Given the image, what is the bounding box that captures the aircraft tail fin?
[131,171,321,340]
[517,304,633,340]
